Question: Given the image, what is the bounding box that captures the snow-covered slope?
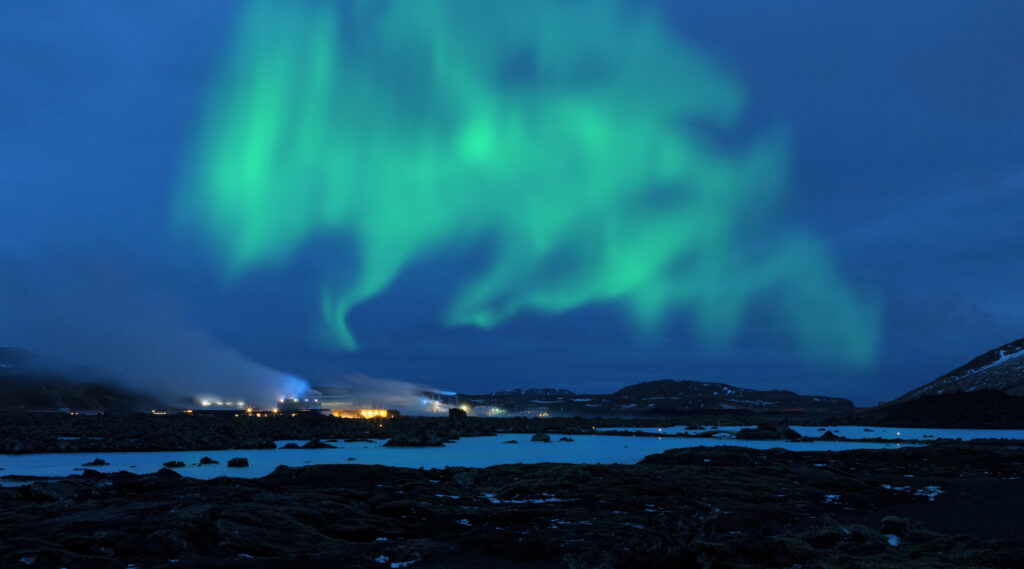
[894,338,1024,402]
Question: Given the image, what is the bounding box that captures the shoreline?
[3,444,1023,568]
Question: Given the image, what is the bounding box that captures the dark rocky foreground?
[2,444,1024,568]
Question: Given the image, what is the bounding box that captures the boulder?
[819,430,841,441]
[144,528,192,556]
[301,439,336,449]
[735,423,802,440]
[530,433,551,442]
[27,481,78,502]
[198,456,218,465]
[879,516,910,537]
[82,458,108,466]
[163,460,185,468]
[214,519,285,556]
[384,431,445,447]
[227,457,249,468]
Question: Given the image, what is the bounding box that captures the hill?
[463,378,852,416]
[894,338,1024,403]
[0,347,158,412]
[872,390,1024,429]
[830,338,1024,428]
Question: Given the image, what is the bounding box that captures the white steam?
[0,252,302,408]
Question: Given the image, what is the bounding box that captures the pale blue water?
[599,425,1024,441]
[0,433,913,481]
[790,426,1024,441]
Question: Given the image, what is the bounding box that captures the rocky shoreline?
[0,410,999,455]
[2,443,1023,568]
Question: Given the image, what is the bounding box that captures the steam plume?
[0,252,304,407]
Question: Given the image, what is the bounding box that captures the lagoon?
[0,433,913,481]
[598,425,1024,441]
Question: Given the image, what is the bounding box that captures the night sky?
[2,1,1022,406]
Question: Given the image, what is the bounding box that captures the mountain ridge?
[464,378,853,415]
[893,337,1024,403]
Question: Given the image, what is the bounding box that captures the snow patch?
[480,492,573,504]
[972,348,1024,375]
[914,485,944,501]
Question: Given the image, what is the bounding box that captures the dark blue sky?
[2,1,1022,404]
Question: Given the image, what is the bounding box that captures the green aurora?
[182,0,879,366]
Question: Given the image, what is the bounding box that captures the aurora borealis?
[3,0,1024,402]
[183,0,877,364]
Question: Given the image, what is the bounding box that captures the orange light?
[328,409,390,419]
